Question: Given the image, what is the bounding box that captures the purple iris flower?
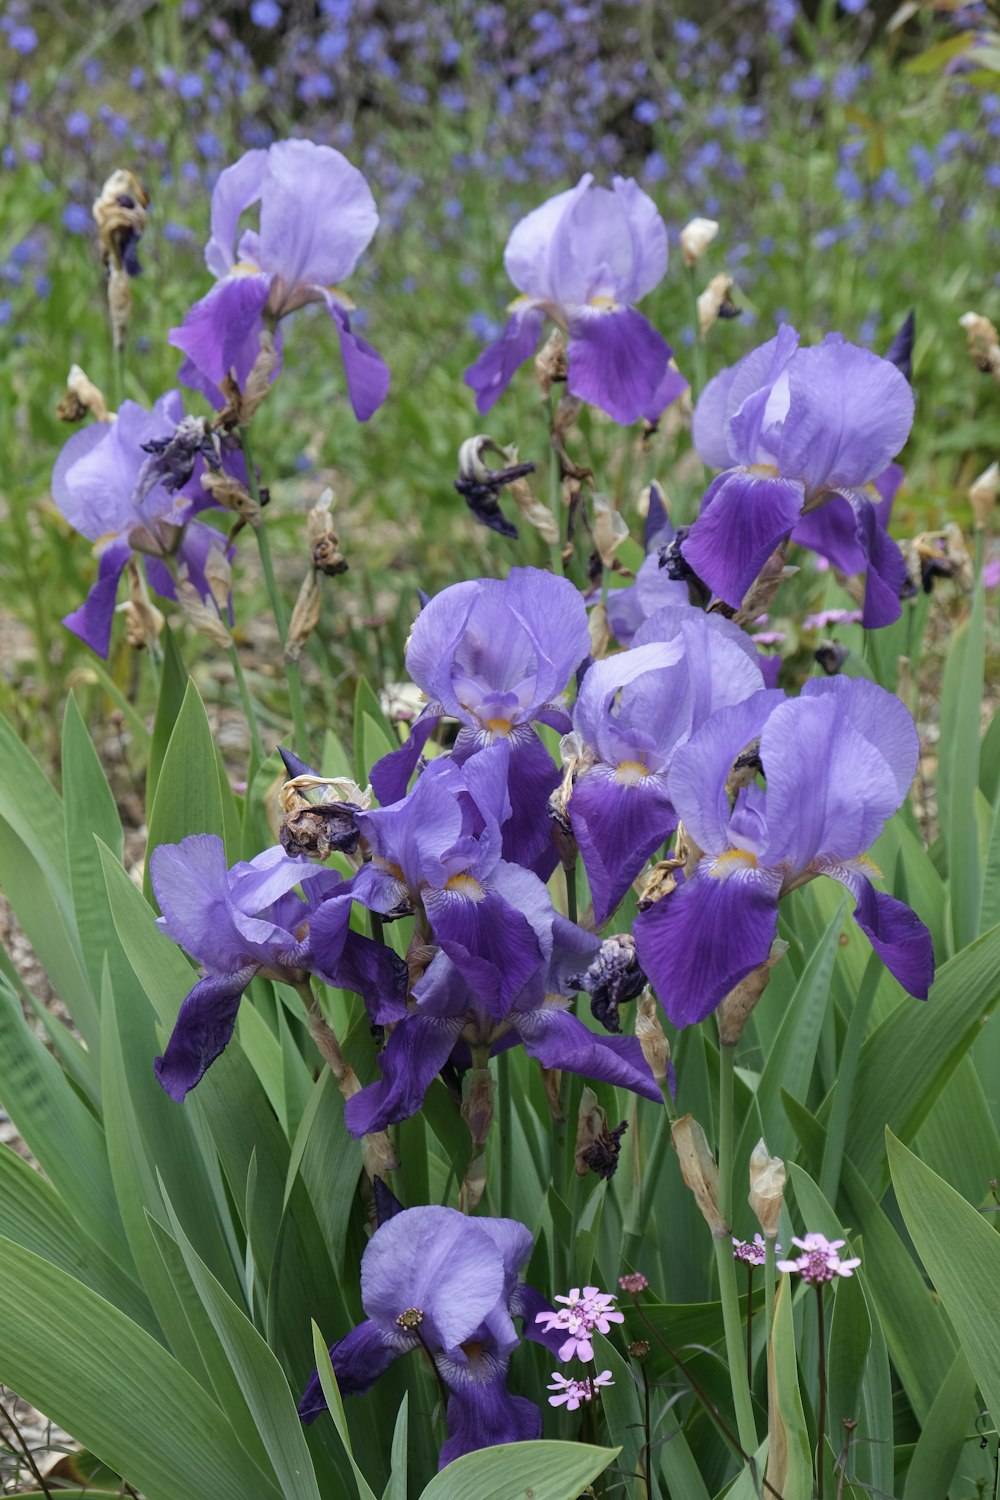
[299,1204,562,1467]
[465,174,687,426]
[683,327,913,627]
[633,679,935,1027]
[370,568,590,870]
[566,608,764,925]
[151,834,401,1100]
[52,392,232,657]
[170,139,389,421]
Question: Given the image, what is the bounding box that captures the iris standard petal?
[465,303,547,415]
[503,174,594,301]
[722,325,800,466]
[62,538,132,657]
[565,304,672,426]
[692,363,741,469]
[680,466,805,609]
[666,691,783,856]
[170,272,272,388]
[361,1206,506,1353]
[800,677,918,802]
[758,693,901,872]
[323,295,391,422]
[634,864,781,1028]
[205,147,268,278]
[512,1007,660,1100]
[824,863,934,999]
[344,1014,465,1135]
[778,336,914,494]
[153,966,257,1101]
[258,139,379,287]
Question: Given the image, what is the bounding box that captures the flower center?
[483,716,513,736]
[396,1307,424,1330]
[615,759,650,786]
[712,848,759,878]
[445,873,485,901]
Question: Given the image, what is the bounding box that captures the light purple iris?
[465,174,687,426]
[299,1202,561,1468]
[567,607,764,925]
[633,678,935,1027]
[52,393,233,656]
[151,834,402,1100]
[170,139,389,421]
[683,327,913,627]
[371,568,590,871]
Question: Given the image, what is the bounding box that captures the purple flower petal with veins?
[634,680,934,1027]
[465,175,686,425]
[170,139,388,419]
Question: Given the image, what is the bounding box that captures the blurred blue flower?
[8,24,37,53]
[62,203,91,233]
[66,111,90,138]
[250,0,282,27]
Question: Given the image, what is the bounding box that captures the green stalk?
[815,1283,828,1500]
[715,1041,758,1456]
[498,1048,513,1218]
[238,426,311,756]
[819,949,881,1205]
[686,265,707,400]
[227,643,265,770]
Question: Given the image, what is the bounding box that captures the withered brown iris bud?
[573,933,647,1034]
[579,1118,628,1180]
[454,434,536,540]
[279,804,361,860]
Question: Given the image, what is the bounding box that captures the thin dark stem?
[816,1282,828,1500]
[632,1305,786,1500]
[0,1394,53,1499]
[640,1357,656,1500]
[746,1263,755,1387]
[565,862,578,924]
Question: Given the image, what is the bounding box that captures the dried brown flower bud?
[733,544,797,625]
[969,462,999,530]
[672,1114,726,1237]
[92,169,149,350]
[588,600,610,660]
[635,989,670,1083]
[200,469,260,524]
[717,941,787,1047]
[680,217,720,267]
[286,569,321,663]
[536,328,568,393]
[591,493,629,567]
[241,329,280,423]
[540,1065,565,1124]
[107,266,132,352]
[307,489,349,575]
[697,273,740,336]
[748,1138,786,1240]
[461,1066,495,1153]
[574,1086,628,1179]
[960,311,1000,385]
[904,525,974,596]
[117,563,164,649]
[278,773,368,860]
[57,364,112,424]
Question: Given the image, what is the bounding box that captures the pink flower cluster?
[535,1285,625,1362]
[732,1233,775,1266]
[777,1233,860,1284]
[547,1370,614,1411]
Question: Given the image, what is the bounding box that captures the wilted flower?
[547,1370,614,1409]
[454,434,537,539]
[298,1202,562,1468]
[680,217,720,267]
[634,679,935,1027]
[535,1286,624,1362]
[52,391,235,656]
[777,1234,860,1284]
[466,175,687,425]
[573,933,647,1032]
[684,327,913,627]
[170,139,388,420]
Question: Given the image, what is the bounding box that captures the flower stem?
[228,643,265,770]
[686,265,707,401]
[498,1047,513,1218]
[565,861,577,924]
[819,949,881,1205]
[815,1282,827,1500]
[640,1357,657,1500]
[238,425,311,756]
[715,1040,758,1456]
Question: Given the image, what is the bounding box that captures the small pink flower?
[547,1369,614,1410]
[777,1232,860,1285]
[732,1233,778,1266]
[619,1272,649,1294]
[802,608,863,630]
[535,1285,625,1363]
